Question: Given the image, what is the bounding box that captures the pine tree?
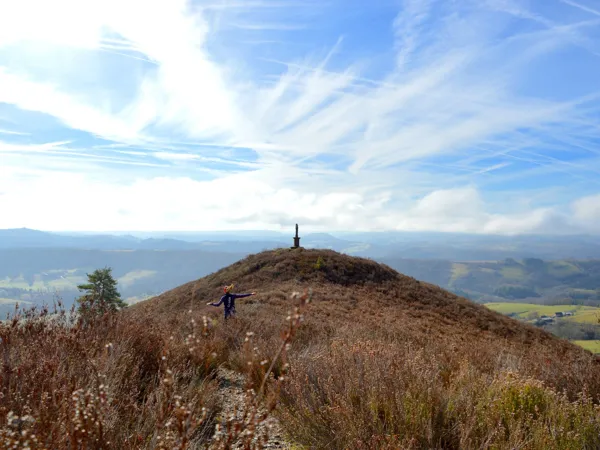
[76,267,127,315]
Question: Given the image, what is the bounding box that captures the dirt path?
[210,367,294,449]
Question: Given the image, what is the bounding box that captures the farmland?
[573,340,600,354]
[484,302,600,353]
[484,302,600,321]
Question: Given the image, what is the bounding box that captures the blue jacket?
[209,292,253,316]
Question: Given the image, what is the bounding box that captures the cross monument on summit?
[292,223,301,249]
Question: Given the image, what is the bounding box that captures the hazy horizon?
[4,227,600,238]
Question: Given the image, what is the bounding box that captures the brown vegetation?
[0,289,310,449]
[0,302,223,448]
[3,248,600,449]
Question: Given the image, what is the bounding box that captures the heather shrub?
[278,333,600,450]
[278,338,450,448]
[450,371,600,449]
[0,289,312,449]
[0,303,224,449]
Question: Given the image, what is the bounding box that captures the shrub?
[314,256,325,271]
[277,331,600,449]
[0,303,222,448]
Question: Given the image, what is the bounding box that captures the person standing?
[207,284,256,319]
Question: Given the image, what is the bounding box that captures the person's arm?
[231,292,256,299]
[207,295,226,306]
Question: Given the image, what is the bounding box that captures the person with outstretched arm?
[207,284,256,319]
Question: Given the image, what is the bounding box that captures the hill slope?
[137,248,583,352]
[133,248,600,448]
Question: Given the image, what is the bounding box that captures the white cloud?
[413,187,485,219]
[0,0,599,233]
[391,187,583,235]
[0,0,106,49]
[0,0,241,143]
[572,194,600,224]
[0,169,372,231]
[0,68,141,141]
[0,165,595,234]
[560,0,600,18]
[0,129,28,136]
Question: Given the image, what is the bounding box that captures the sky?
[1,0,600,234]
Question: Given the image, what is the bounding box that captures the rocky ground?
[209,367,294,449]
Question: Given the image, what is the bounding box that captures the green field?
[118,270,157,287]
[0,272,87,290]
[485,302,600,322]
[499,266,527,281]
[342,243,371,254]
[0,297,30,305]
[0,276,38,289]
[572,340,600,354]
[0,270,156,292]
[565,310,600,324]
[449,263,469,285]
[547,261,581,278]
[47,275,87,289]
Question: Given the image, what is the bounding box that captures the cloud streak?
[560,0,600,18]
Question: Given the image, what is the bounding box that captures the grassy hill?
[3,248,600,449]
[137,249,588,352]
[134,249,600,448]
[449,258,600,302]
[381,256,600,304]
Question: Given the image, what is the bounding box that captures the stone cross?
[292,223,301,248]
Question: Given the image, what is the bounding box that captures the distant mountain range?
[2,228,600,260]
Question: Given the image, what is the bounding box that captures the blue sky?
[1,0,600,234]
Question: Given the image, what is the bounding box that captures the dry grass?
[0,301,222,448]
[278,327,600,449]
[0,290,311,449]
[4,248,600,449]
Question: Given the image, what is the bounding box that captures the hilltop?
[135,248,586,356]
